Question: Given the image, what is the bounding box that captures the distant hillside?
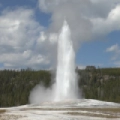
[0,67,120,107]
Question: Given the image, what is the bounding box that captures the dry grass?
[21,107,120,112]
[70,108,120,114]
[0,107,120,119]
[21,107,120,118]
[0,110,6,114]
[0,110,6,120]
[64,108,120,118]
[0,115,25,120]
[65,112,119,118]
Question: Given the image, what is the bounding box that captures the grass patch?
[64,108,120,118]
[73,108,120,113]
[21,107,120,112]
[0,114,25,120]
[0,109,6,114]
[65,112,119,118]
[21,107,120,118]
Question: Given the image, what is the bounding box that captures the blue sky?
[0,0,120,69]
[76,31,120,68]
[0,0,50,27]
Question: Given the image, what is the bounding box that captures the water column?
[55,20,78,101]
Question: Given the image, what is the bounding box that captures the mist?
[29,84,55,104]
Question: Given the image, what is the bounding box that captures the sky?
[0,0,120,70]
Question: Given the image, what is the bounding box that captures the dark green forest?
[78,67,120,103]
[0,69,52,107]
[0,67,120,107]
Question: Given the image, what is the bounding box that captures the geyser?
[55,20,78,101]
[29,21,79,104]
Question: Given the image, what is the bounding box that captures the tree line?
[0,67,120,107]
[78,68,120,103]
[0,69,52,107]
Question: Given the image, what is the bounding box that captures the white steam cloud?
[29,0,120,104]
[29,84,55,103]
[38,0,120,48]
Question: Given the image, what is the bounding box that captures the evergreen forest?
[0,67,120,107]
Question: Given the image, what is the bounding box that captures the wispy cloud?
[106,44,120,66]
[78,65,86,70]
[106,44,119,52]
[0,3,2,7]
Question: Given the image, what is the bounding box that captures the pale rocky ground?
[0,99,120,120]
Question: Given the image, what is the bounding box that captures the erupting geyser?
[29,20,79,104]
[55,20,78,101]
